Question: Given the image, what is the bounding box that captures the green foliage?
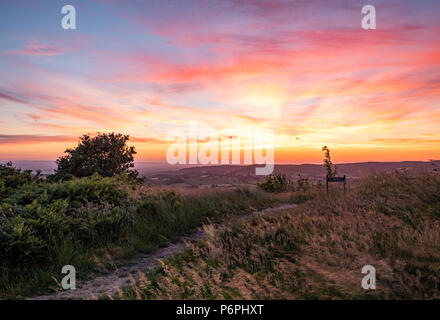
[0,170,283,298]
[52,132,139,180]
[0,162,41,201]
[257,174,294,193]
[0,174,133,266]
[322,146,337,177]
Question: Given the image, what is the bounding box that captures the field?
[1,161,439,299]
[148,161,440,187]
[0,163,297,299]
[120,171,440,300]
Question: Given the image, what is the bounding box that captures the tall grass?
[0,173,295,299]
[120,172,440,300]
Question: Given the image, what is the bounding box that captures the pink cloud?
[5,41,66,57]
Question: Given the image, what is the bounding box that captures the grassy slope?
[120,172,440,300]
[0,176,296,299]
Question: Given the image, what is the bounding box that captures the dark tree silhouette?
[54,132,139,180]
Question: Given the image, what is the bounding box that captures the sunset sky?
[0,0,439,164]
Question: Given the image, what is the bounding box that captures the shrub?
[0,162,41,200]
[0,174,133,265]
[257,174,294,193]
[52,132,139,180]
[296,174,310,191]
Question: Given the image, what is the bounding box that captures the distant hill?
[2,160,439,186]
[149,161,440,187]
[0,161,57,175]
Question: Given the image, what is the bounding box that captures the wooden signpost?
[326,175,346,193]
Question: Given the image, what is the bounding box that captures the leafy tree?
[322,146,337,177]
[53,133,139,180]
